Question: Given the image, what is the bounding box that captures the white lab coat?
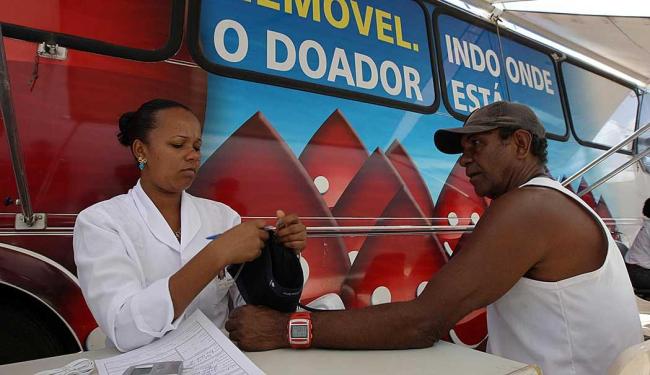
[73,180,244,351]
[626,217,650,269]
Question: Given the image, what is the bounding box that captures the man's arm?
[227,188,552,350]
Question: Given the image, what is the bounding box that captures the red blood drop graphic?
[190,112,349,302]
[300,110,369,208]
[333,148,407,259]
[450,308,488,347]
[577,178,598,210]
[341,187,446,308]
[434,161,487,255]
[595,197,620,240]
[386,140,436,220]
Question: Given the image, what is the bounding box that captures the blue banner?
[437,13,565,135]
[199,0,435,108]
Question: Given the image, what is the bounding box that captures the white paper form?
[94,310,265,375]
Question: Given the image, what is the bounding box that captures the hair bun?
[116,99,192,148]
[117,111,136,146]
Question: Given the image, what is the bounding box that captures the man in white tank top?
[225,102,641,374]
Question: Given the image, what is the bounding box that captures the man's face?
[458,129,516,199]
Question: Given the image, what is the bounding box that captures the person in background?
[226,101,641,375]
[73,99,307,351]
[625,198,650,289]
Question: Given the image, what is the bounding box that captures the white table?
[0,342,539,374]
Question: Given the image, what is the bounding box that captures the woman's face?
[135,107,202,194]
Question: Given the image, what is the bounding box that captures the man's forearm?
[311,300,440,349]
[227,279,468,351]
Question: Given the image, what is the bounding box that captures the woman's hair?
[117,99,192,147]
[643,198,650,218]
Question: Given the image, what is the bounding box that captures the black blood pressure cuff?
[227,230,303,313]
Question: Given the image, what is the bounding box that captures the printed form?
[94,310,264,375]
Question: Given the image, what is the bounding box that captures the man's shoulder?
[483,185,591,243]
[492,184,605,251]
[491,185,568,218]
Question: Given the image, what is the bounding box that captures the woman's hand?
[213,220,269,265]
[275,210,307,253]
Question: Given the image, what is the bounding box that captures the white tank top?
[486,177,642,375]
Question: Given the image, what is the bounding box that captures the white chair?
[85,326,107,351]
[505,365,542,374]
[637,296,650,337]
[608,341,650,375]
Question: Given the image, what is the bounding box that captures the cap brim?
[434,125,500,154]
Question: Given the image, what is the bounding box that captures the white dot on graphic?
[443,242,453,256]
[85,326,107,351]
[416,281,428,297]
[449,329,484,349]
[447,212,459,226]
[314,176,330,194]
[470,212,480,225]
[300,257,310,286]
[348,251,359,265]
[371,286,392,305]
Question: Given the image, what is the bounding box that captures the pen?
[206,225,277,240]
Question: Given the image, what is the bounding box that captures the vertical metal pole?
[0,25,35,226]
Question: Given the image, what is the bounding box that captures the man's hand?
[225,305,290,351]
[275,210,307,253]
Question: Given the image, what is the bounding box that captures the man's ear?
[512,129,532,159]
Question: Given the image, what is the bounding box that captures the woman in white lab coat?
[625,198,650,289]
[73,99,307,352]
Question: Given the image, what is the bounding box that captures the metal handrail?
[562,121,650,187]
[0,224,477,237]
[577,147,650,197]
[0,25,35,226]
[305,225,475,237]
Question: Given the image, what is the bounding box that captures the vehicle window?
[190,0,437,113]
[0,0,180,60]
[562,62,637,151]
[435,10,566,137]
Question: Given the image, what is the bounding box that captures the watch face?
[291,324,309,338]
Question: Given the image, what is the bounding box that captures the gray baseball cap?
[434,101,546,154]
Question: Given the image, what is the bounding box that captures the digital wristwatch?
[288,311,312,349]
